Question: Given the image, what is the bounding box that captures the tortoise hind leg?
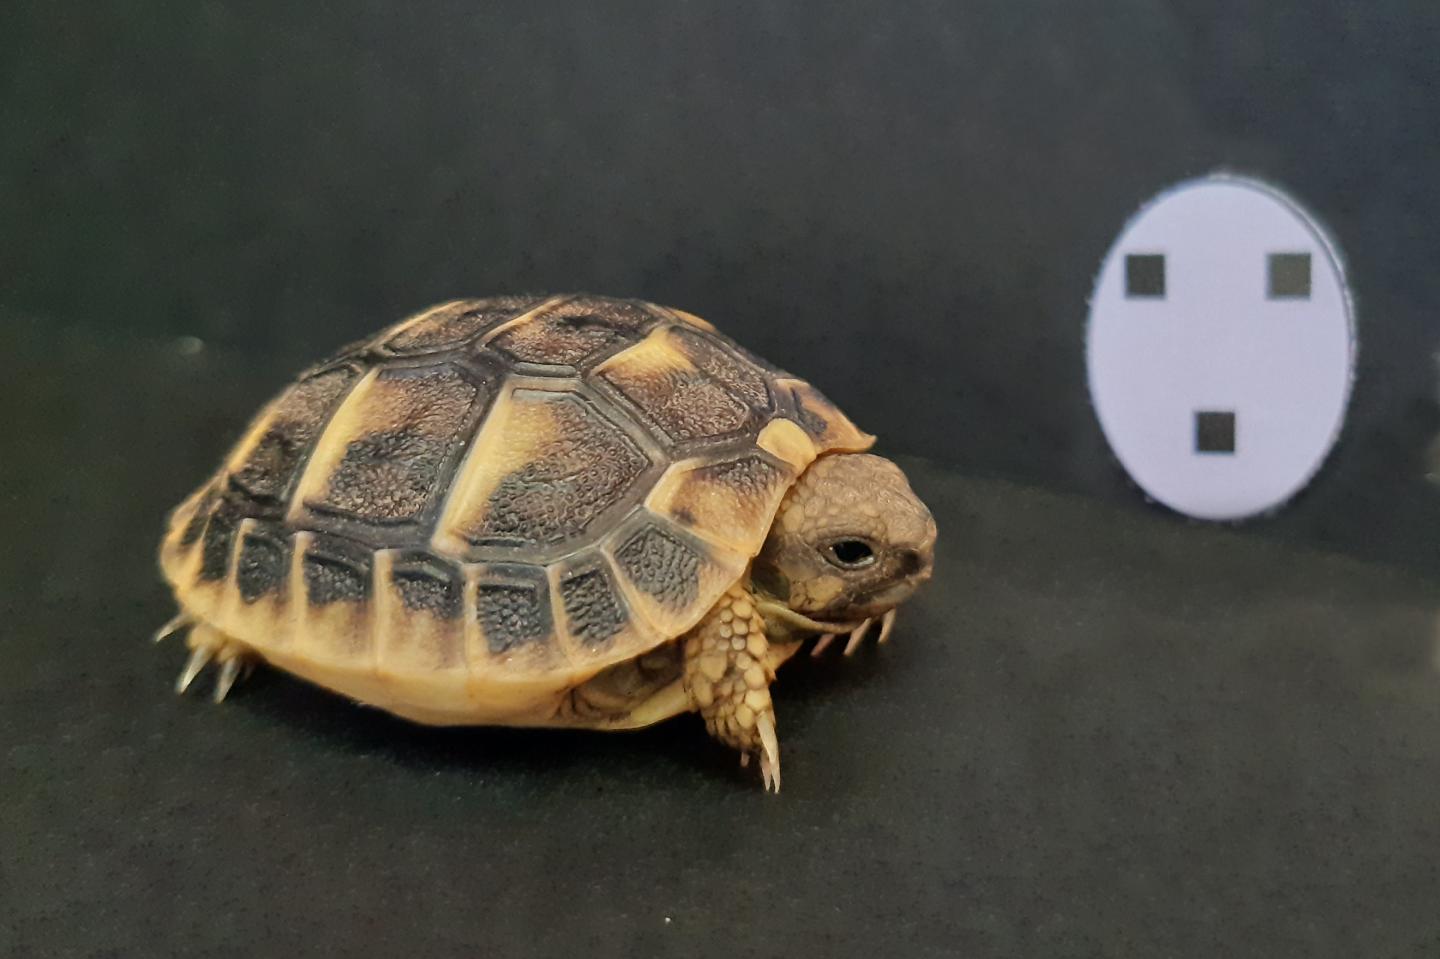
[167,620,257,703]
[681,583,783,792]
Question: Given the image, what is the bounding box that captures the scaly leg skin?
[682,583,782,792]
[169,620,255,704]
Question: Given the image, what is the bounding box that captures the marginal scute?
[790,388,831,438]
[783,379,873,453]
[475,568,553,655]
[199,498,244,583]
[559,561,629,649]
[230,367,358,502]
[392,562,463,621]
[302,538,372,606]
[302,366,484,526]
[236,527,291,603]
[614,523,702,613]
[380,555,466,672]
[385,297,544,354]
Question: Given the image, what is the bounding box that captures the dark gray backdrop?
[5,1,1438,568]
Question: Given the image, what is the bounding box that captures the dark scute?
[387,297,542,353]
[312,367,480,524]
[615,524,701,612]
[672,328,772,411]
[477,394,649,547]
[597,325,775,445]
[491,315,625,367]
[179,487,216,546]
[567,297,658,334]
[303,551,371,606]
[600,356,751,443]
[478,581,551,654]
[489,297,655,368]
[323,428,451,523]
[560,565,628,648]
[198,501,243,582]
[235,428,307,500]
[394,565,462,620]
[231,367,357,501]
[236,533,290,603]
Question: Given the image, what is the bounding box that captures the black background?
[4,3,1440,956]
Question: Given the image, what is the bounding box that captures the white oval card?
[1086,175,1356,521]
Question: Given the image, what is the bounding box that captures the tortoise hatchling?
[157,295,936,790]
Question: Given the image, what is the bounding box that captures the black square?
[1125,254,1166,298]
[1195,411,1236,454]
[1268,252,1311,299]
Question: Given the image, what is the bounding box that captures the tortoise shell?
[159,294,871,721]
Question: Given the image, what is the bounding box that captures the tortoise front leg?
[682,582,782,792]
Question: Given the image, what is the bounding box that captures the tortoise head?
[753,453,936,628]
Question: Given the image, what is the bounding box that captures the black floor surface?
[4,325,1440,957]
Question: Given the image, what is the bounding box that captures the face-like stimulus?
[754,453,936,625]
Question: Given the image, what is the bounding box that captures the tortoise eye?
[824,539,876,570]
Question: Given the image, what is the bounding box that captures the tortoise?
[157,294,936,790]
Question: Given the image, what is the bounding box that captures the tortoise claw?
[152,612,191,645]
[842,618,874,656]
[877,608,897,645]
[172,626,254,701]
[212,658,242,704]
[175,646,213,694]
[809,610,899,658]
[757,713,781,794]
